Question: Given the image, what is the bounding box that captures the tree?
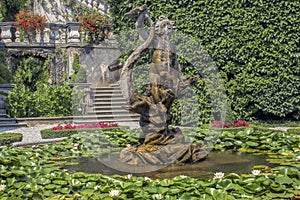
[0,0,27,21]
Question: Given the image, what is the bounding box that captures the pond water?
[64,151,277,179]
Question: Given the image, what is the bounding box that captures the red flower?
[14,10,47,32]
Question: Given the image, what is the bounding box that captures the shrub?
[41,126,121,139]
[0,64,12,84]
[0,133,22,146]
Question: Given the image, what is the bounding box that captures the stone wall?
[78,46,120,85]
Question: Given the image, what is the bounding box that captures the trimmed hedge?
[0,133,22,146]
[41,127,130,139]
[107,0,300,121]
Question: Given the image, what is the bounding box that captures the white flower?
[179,175,187,178]
[73,143,79,149]
[109,189,121,197]
[126,144,131,147]
[251,170,261,176]
[125,174,132,179]
[213,172,225,179]
[297,155,300,161]
[144,177,152,181]
[0,184,6,192]
[94,185,101,190]
[152,194,163,200]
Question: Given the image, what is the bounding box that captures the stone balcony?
[0,22,112,47]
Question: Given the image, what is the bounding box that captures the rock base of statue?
[120,132,208,166]
[119,87,208,166]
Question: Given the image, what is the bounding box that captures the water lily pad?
[246,141,259,147]
[275,176,293,185]
[244,183,263,193]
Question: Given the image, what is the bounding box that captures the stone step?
[0,95,6,101]
[0,123,27,129]
[88,109,137,116]
[92,93,124,98]
[90,86,121,91]
[0,114,6,118]
[0,102,5,109]
[0,109,6,115]
[91,107,130,112]
[0,118,17,124]
[73,116,139,124]
[93,98,127,103]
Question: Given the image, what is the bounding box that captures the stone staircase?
[73,84,140,124]
[0,84,27,130]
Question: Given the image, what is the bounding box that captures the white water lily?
[152,194,163,200]
[144,177,152,181]
[251,170,261,176]
[0,184,6,192]
[109,189,121,197]
[125,174,133,179]
[179,175,188,178]
[297,155,300,161]
[73,143,79,149]
[213,172,225,179]
[94,185,101,190]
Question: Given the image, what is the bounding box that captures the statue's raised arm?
[125,4,152,41]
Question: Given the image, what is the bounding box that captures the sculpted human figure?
[119,5,207,165]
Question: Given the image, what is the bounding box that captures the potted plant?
[78,12,110,43]
[14,10,47,42]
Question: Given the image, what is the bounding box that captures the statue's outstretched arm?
[136,10,151,41]
[125,4,152,41]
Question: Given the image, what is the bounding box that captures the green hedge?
[287,128,300,135]
[107,0,300,121]
[0,133,22,146]
[41,127,131,139]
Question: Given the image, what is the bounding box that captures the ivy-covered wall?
[107,0,300,121]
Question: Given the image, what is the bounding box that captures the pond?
[64,151,277,179]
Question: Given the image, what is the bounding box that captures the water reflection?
[64,151,277,179]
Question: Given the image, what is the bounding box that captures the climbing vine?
[107,0,300,121]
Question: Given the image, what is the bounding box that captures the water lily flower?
[297,155,300,161]
[94,185,101,190]
[213,172,225,179]
[109,189,121,197]
[0,184,6,192]
[125,174,132,179]
[152,194,163,200]
[73,143,79,149]
[179,175,187,178]
[252,170,261,176]
[144,177,152,181]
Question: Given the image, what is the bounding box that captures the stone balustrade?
[0,22,112,45]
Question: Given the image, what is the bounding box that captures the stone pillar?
[67,22,81,43]
[0,22,14,43]
[50,24,61,44]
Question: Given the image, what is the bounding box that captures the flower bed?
[0,133,22,146]
[41,122,119,139]
[52,122,118,131]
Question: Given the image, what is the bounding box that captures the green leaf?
[275,176,293,185]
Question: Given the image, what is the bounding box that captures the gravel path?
[0,121,140,146]
[0,125,66,146]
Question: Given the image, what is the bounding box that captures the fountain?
[116,5,208,166]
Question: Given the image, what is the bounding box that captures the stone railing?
[0,22,112,45]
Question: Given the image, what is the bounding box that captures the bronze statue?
[119,5,207,165]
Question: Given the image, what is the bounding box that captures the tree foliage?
[6,56,72,118]
[0,0,27,21]
[107,0,300,120]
